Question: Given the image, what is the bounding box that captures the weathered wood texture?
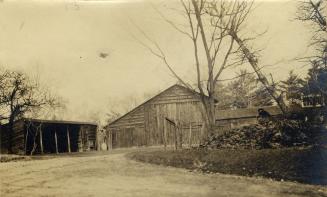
[108,85,204,148]
[106,85,285,149]
[0,119,98,155]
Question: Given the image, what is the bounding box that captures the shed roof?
[22,118,98,126]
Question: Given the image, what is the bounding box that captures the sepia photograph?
[0,0,326,196]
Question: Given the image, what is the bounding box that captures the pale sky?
[0,0,314,124]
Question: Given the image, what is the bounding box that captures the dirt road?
[0,150,326,197]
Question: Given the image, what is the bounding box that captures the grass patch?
[127,146,327,185]
[0,154,31,163]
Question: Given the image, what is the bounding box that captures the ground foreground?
[0,149,326,197]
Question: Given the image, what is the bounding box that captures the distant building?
[215,106,282,130]
[0,119,98,155]
[302,94,326,108]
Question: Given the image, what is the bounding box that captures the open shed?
[0,119,98,155]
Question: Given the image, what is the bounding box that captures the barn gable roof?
[107,84,203,128]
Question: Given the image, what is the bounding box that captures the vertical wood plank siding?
[107,85,204,148]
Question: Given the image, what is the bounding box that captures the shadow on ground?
[128,146,327,186]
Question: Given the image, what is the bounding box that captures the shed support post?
[79,126,83,152]
[25,126,29,155]
[67,127,71,153]
[54,131,59,154]
[40,127,44,154]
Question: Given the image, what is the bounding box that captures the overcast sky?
[0,0,313,123]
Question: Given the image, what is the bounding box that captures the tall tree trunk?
[200,95,216,140]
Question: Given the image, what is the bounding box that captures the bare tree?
[133,0,290,136]
[0,69,9,122]
[203,0,289,114]
[133,0,254,136]
[297,0,327,97]
[0,68,59,153]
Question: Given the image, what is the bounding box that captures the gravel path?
[0,150,326,197]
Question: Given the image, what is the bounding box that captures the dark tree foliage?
[279,71,306,107]
[252,86,274,107]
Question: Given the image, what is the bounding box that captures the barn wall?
[109,105,145,148]
[108,85,205,148]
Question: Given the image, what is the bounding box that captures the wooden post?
[25,126,29,155]
[200,122,205,145]
[54,131,58,154]
[39,127,44,154]
[108,130,112,150]
[67,127,71,153]
[106,130,110,150]
[178,122,183,149]
[110,130,113,150]
[163,118,167,150]
[79,127,83,152]
[174,121,177,150]
[156,107,160,145]
[189,122,192,148]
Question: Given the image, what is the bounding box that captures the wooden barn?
[106,84,205,149]
[0,119,98,155]
[105,84,283,149]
